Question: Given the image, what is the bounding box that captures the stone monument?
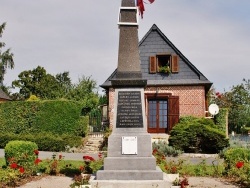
[91,0,171,187]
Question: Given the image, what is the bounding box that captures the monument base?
[95,130,163,180]
[90,173,173,188]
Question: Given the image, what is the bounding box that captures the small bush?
[4,140,38,166]
[220,147,250,186]
[152,140,183,157]
[76,116,89,137]
[169,116,229,153]
[33,133,66,152]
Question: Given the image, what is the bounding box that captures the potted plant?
[180,177,189,188]
[159,65,171,74]
[171,178,180,188]
[171,177,189,188]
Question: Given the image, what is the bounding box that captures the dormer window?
[149,54,179,74]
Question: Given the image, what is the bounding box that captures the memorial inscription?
[116,91,143,128]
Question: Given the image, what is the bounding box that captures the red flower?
[10,163,18,169]
[59,154,63,160]
[236,161,244,169]
[34,158,42,165]
[181,177,189,187]
[83,156,95,161]
[152,149,158,155]
[34,149,39,155]
[19,167,25,173]
[171,166,177,173]
[98,153,102,159]
[79,166,84,171]
[164,165,168,171]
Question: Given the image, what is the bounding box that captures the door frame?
[145,93,172,133]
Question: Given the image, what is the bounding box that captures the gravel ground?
[18,176,74,188]
[188,177,240,188]
[17,176,241,188]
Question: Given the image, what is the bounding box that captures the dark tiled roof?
[101,24,212,90]
[0,89,11,100]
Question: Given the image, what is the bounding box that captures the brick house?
[0,89,11,103]
[101,24,212,134]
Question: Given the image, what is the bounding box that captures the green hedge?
[214,108,228,133]
[0,132,82,151]
[0,100,85,135]
[169,116,229,153]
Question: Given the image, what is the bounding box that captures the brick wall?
[108,85,206,129]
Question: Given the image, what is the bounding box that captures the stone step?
[82,134,104,153]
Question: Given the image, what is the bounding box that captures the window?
[149,54,179,74]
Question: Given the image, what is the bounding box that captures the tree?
[55,72,72,93]
[211,79,250,133]
[66,76,99,110]
[0,22,14,85]
[12,66,100,107]
[12,66,70,100]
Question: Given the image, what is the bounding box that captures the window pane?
[148,100,157,128]
[159,100,168,128]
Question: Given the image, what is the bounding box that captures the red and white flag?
[137,0,155,18]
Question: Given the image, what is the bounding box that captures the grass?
[0,158,5,167]
[179,160,224,177]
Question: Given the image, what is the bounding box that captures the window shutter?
[171,55,179,73]
[168,96,179,133]
[149,56,156,73]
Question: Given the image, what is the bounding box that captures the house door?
[148,99,168,133]
[147,95,179,134]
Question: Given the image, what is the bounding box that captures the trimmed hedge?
[0,132,82,151]
[214,108,228,133]
[169,116,229,153]
[0,100,86,135]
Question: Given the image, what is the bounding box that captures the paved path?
[0,149,99,161]
[17,175,240,188]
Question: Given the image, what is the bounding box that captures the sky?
[1,0,250,94]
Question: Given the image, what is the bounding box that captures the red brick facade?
[107,85,206,129]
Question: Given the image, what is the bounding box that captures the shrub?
[220,147,250,186]
[99,128,112,151]
[241,126,250,135]
[4,140,38,167]
[33,133,66,152]
[76,116,89,137]
[0,132,82,151]
[152,140,183,157]
[169,117,229,153]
